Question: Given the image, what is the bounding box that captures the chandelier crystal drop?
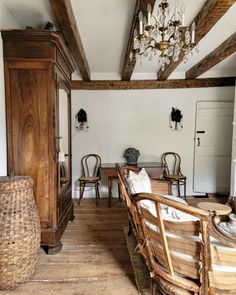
[132,0,196,71]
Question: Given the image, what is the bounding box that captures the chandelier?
[132,0,196,70]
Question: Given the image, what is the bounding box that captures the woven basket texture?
[0,176,41,290]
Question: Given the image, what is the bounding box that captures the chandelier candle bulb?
[147,3,152,26]
[139,11,143,35]
[191,22,196,43]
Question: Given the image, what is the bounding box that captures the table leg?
[108,177,113,207]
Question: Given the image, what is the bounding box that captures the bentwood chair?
[78,154,101,205]
[161,152,187,200]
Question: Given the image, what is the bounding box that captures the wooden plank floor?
[2,199,139,295]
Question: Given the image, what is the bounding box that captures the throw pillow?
[127,168,152,195]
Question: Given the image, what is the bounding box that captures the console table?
[100,162,166,207]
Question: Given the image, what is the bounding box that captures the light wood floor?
[2,195,229,295]
[2,199,139,295]
[187,194,229,207]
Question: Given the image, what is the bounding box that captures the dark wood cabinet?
[2,30,75,254]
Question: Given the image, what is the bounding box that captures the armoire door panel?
[9,69,51,222]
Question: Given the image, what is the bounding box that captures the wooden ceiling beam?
[71,77,235,90]
[121,0,155,81]
[186,32,236,79]
[157,0,236,81]
[49,0,91,81]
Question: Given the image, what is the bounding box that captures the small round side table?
[197,201,232,216]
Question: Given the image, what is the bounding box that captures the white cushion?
[127,168,152,194]
[163,194,188,205]
[140,195,197,222]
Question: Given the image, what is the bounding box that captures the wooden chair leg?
[95,183,99,206]
[97,183,101,199]
[78,182,85,204]
[184,180,186,201]
[177,180,180,197]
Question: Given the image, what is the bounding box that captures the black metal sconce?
[169,107,183,131]
[75,109,89,131]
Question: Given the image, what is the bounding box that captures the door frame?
[193,100,234,194]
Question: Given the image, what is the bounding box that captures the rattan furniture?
[118,165,236,295]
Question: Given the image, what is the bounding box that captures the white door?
[193,101,233,193]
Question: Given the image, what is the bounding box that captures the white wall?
[0,2,21,176]
[230,80,236,196]
[72,86,235,198]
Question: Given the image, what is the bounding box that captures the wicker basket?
[0,176,41,290]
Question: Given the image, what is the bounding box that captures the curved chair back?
[161,152,182,176]
[81,154,101,178]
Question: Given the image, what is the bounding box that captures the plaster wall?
[72,87,235,199]
[230,80,236,196]
[0,2,21,176]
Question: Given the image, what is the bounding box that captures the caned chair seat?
[78,154,101,205]
[164,174,186,181]
[80,176,100,182]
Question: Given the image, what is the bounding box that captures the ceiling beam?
[71,77,235,90]
[121,0,155,81]
[186,32,236,79]
[49,0,91,81]
[157,0,236,81]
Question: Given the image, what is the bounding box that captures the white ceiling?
[71,0,136,80]
[2,0,236,80]
[2,0,58,29]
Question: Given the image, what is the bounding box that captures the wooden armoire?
[2,30,75,254]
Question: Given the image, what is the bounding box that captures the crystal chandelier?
[132,0,196,70]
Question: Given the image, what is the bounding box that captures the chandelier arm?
[168,34,174,43]
[169,25,178,42]
[151,14,158,24]
[137,45,155,56]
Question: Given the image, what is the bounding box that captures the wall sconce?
[75,109,89,131]
[169,107,183,131]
